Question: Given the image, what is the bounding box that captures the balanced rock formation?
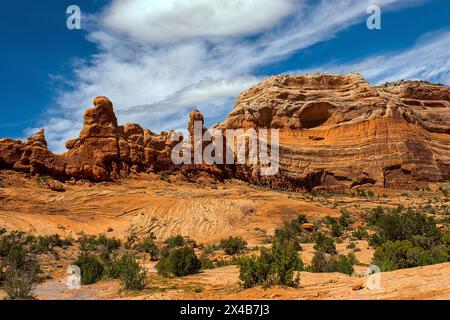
[0,74,449,190]
[219,74,450,190]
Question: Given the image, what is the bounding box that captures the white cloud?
[291,30,450,85]
[102,0,294,43]
[34,0,431,152]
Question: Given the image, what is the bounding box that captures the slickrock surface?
[219,74,450,190]
[0,74,449,190]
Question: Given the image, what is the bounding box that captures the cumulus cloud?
[32,0,430,153]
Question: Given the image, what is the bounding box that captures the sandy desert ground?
[0,170,449,300]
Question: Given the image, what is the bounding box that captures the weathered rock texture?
[1,97,180,181]
[0,74,449,190]
[0,96,224,182]
[219,74,450,190]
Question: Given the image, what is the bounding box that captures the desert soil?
[0,171,449,300]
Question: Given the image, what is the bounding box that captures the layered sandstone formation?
[0,74,449,190]
[219,74,450,189]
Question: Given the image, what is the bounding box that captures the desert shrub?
[97,234,121,250]
[137,236,159,261]
[273,215,307,249]
[159,246,171,259]
[338,209,352,228]
[0,231,34,257]
[184,238,198,248]
[73,253,105,285]
[331,223,343,237]
[357,189,367,198]
[164,235,186,248]
[373,240,447,272]
[79,235,98,251]
[31,234,72,253]
[441,232,450,259]
[2,247,40,299]
[351,228,369,240]
[323,216,338,225]
[122,265,145,291]
[367,206,385,226]
[0,238,21,258]
[79,234,121,252]
[219,236,247,255]
[214,257,240,268]
[347,242,356,250]
[160,171,170,181]
[214,259,230,268]
[369,208,440,246]
[125,231,138,249]
[109,253,146,290]
[203,244,217,255]
[156,247,201,277]
[199,255,214,270]
[368,207,448,270]
[323,211,351,237]
[310,251,355,275]
[313,232,337,255]
[37,175,49,185]
[238,241,301,288]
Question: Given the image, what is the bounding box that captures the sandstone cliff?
[219,74,450,190]
[0,74,449,190]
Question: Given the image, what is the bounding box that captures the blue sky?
[1,0,449,152]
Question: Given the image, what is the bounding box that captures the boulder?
[46,179,66,192]
[301,223,316,232]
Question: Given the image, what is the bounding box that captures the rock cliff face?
[219,74,450,190]
[0,74,449,190]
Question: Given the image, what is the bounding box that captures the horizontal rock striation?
[219,74,450,190]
